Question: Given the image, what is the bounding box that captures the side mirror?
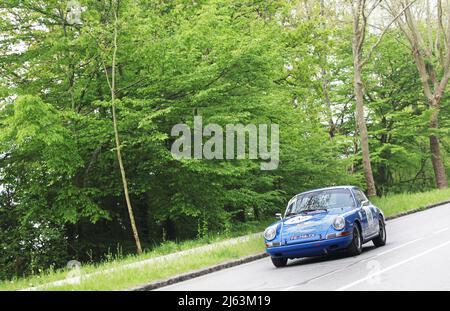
[275,213,282,220]
[361,200,370,207]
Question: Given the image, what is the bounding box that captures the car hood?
[280,208,350,245]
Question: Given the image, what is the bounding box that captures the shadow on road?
[285,244,378,268]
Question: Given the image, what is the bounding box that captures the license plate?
[290,234,315,240]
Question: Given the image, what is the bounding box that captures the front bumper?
[265,235,353,258]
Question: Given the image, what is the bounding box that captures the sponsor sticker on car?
[290,233,316,240]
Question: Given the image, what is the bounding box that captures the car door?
[353,188,378,239]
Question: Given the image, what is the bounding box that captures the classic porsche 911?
[264,186,386,267]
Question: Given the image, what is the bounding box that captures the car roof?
[295,185,357,197]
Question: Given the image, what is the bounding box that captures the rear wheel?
[347,225,363,256]
[372,219,386,247]
[271,257,287,267]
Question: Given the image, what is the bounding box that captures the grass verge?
[1,188,450,291]
[9,235,265,291]
[372,188,450,217]
[0,220,271,291]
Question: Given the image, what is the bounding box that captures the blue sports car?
[264,186,386,267]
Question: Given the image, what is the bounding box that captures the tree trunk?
[110,6,143,254]
[319,0,336,139]
[351,0,378,197]
[429,104,448,189]
[353,61,377,197]
[387,2,449,190]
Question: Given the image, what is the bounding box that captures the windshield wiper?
[302,208,328,213]
[285,212,298,218]
[286,208,327,216]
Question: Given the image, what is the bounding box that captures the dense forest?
[0,0,449,280]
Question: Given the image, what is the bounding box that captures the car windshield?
[285,189,355,216]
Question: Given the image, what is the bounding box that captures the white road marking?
[335,240,450,291]
[433,227,449,235]
[282,238,425,291]
[284,227,448,291]
[374,238,424,257]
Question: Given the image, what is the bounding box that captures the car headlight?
[264,226,277,241]
[333,216,345,230]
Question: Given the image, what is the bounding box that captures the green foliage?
[363,32,440,194]
[0,0,448,281]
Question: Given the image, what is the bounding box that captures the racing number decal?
[363,206,374,228]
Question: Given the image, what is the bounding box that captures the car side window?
[353,189,368,206]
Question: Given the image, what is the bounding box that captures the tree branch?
[361,0,419,67]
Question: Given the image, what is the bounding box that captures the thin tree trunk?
[353,61,377,196]
[429,104,448,188]
[110,5,143,254]
[322,71,336,138]
[320,0,336,139]
[351,0,377,197]
[349,0,413,196]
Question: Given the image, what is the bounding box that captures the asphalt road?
[158,203,450,291]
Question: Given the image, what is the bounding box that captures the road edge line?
[384,200,450,221]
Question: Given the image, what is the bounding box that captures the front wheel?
[347,225,363,256]
[372,219,387,247]
[271,257,287,267]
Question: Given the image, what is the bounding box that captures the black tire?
[347,225,363,256]
[372,219,387,247]
[271,257,288,267]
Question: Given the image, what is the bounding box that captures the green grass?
[46,236,265,291]
[0,235,265,291]
[0,219,272,291]
[372,188,450,217]
[1,188,450,291]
